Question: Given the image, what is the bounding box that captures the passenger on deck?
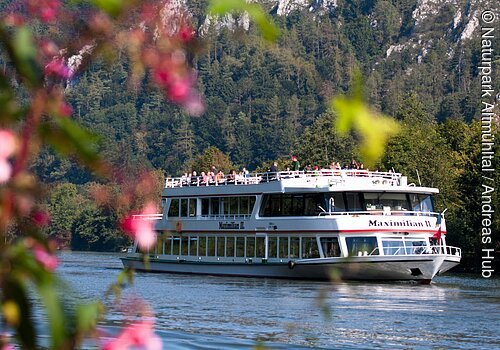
[191,171,199,185]
[269,162,278,174]
[215,170,224,185]
[201,171,208,185]
[181,173,188,185]
[242,167,250,178]
[291,156,300,172]
[227,170,237,184]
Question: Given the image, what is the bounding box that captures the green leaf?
[3,279,37,350]
[39,117,103,170]
[90,0,125,17]
[0,25,42,87]
[76,302,103,334]
[208,0,279,41]
[38,283,67,349]
[331,90,399,167]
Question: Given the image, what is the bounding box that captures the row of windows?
[260,192,434,216]
[150,235,433,258]
[201,196,256,216]
[167,198,197,217]
[168,196,256,217]
[152,235,337,259]
[167,193,434,218]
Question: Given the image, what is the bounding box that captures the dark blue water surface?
[56,251,499,349]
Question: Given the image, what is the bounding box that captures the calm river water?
[53,251,499,349]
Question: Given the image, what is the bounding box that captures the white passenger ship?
[121,170,461,283]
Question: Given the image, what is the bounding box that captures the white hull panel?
[121,255,445,282]
[437,256,461,275]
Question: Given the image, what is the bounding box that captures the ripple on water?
[48,252,500,349]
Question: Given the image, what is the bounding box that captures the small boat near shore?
[121,170,461,283]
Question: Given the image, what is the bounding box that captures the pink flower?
[184,92,205,116]
[28,0,61,23]
[167,78,190,103]
[121,202,158,250]
[32,210,51,227]
[0,129,16,159]
[178,26,194,42]
[103,320,162,350]
[32,244,58,271]
[152,69,170,88]
[59,102,73,117]
[0,160,12,184]
[45,58,73,79]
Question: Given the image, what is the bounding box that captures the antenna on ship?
[415,169,422,186]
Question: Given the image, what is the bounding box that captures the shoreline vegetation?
[0,0,498,348]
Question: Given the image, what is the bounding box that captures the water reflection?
[56,252,499,349]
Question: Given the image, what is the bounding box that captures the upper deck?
[163,170,439,197]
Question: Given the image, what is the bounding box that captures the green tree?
[189,146,234,173]
[45,183,87,246]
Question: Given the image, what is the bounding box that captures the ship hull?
[121,255,445,283]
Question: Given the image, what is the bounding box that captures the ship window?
[290,237,300,258]
[382,240,404,255]
[345,193,362,211]
[364,193,409,211]
[346,237,379,256]
[301,237,320,259]
[199,236,207,256]
[211,198,220,216]
[304,193,324,215]
[291,195,304,216]
[240,197,249,215]
[207,237,215,256]
[181,236,189,255]
[236,237,245,257]
[201,198,209,216]
[249,197,256,214]
[278,237,289,258]
[405,240,427,255]
[217,237,225,257]
[189,199,197,217]
[168,199,179,217]
[256,237,265,258]
[222,197,230,215]
[268,236,277,258]
[282,195,292,215]
[230,197,238,215]
[409,194,434,212]
[165,236,172,255]
[180,199,188,217]
[226,237,235,257]
[320,237,341,257]
[172,237,180,256]
[189,236,197,256]
[155,236,163,255]
[261,194,281,216]
[208,236,216,256]
[324,193,346,212]
[246,237,255,258]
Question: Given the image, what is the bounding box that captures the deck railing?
[132,214,163,221]
[165,170,403,188]
[370,245,461,257]
[318,210,440,217]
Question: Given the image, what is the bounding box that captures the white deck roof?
[163,170,438,197]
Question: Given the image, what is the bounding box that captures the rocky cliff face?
[383,0,488,62]
[183,0,494,63]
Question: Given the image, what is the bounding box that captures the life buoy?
[175,221,183,233]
